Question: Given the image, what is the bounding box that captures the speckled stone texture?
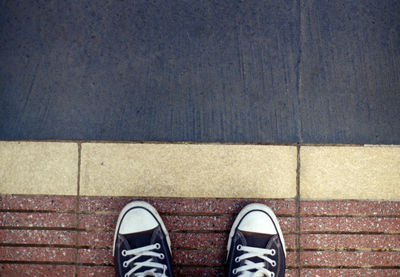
[0,195,399,276]
[80,143,297,198]
[0,195,76,211]
[0,264,75,277]
[2,141,400,201]
[0,142,78,195]
[300,146,400,200]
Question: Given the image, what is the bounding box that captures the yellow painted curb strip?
[300,146,400,200]
[1,141,399,200]
[0,142,78,195]
[80,143,297,198]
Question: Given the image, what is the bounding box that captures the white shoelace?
[122,243,168,277]
[232,244,277,277]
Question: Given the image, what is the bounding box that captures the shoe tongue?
[122,227,164,272]
[125,227,159,249]
[116,225,172,277]
[240,230,273,249]
[238,231,277,272]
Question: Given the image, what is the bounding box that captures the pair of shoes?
[113,202,286,277]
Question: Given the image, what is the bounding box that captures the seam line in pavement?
[1,140,399,199]
[74,143,82,277]
[295,144,301,275]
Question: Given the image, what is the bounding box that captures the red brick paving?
[300,233,399,250]
[78,213,117,230]
[174,266,225,277]
[300,200,400,216]
[0,195,76,212]
[77,248,112,265]
[1,195,399,276]
[300,251,400,267]
[0,246,76,263]
[174,267,303,277]
[0,264,75,277]
[300,268,400,277]
[170,232,228,249]
[1,212,77,229]
[0,229,77,246]
[301,217,400,233]
[76,266,296,277]
[77,231,113,248]
[173,249,225,266]
[76,265,114,277]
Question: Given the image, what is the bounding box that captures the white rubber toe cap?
[119,207,159,234]
[238,211,277,235]
[113,201,172,257]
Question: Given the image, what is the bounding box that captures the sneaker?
[113,201,174,277]
[227,203,286,277]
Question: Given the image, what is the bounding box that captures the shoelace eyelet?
[155,243,161,249]
[271,260,276,267]
[123,261,129,268]
[235,257,240,263]
[236,244,242,251]
[232,268,238,274]
[159,253,165,260]
[270,249,276,256]
[121,250,127,256]
[270,273,275,277]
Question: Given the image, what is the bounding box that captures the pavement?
[1,1,400,276]
[0,141,399,276]
[1,0,400,144]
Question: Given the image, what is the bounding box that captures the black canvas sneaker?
[227,203,286,277]
[113,201,174,277]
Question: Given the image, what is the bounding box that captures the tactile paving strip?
[1,195,399,276]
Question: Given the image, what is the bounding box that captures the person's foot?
[113,201,174,277]
[227,203,286,277]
